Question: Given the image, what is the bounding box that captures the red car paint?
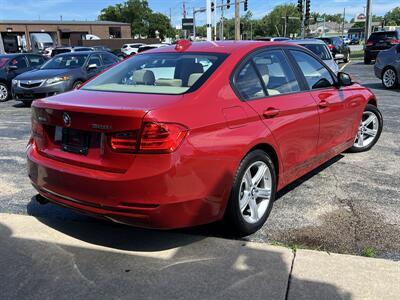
[27,41,376,229]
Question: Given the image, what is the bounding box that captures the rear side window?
[81,53,227,95]
[253,50,300,95]
[235,62,266,100]
[300,44,332,60]
[10,56,28,68]
[290,50,334,90]
[28,55,45,67]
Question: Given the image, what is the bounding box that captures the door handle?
[263,108,280,118]
[318,100,330,108]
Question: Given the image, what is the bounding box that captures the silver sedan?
[374,44,400,89]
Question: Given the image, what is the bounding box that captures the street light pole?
[235,0,240,40]
[206,0,212,41]
[365,0,372,42]
[220,0,224,40]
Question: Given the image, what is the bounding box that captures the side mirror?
[87,63,98,70]
[7,65,18,71]
[337,72,353,87]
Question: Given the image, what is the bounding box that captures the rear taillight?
[327,44,334,50]
[108,122,188,154]
[109,131,138,153]
[139,122,188,154]
[390,39,400,45]
[366,40,374,46]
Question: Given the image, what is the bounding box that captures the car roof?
[287,39,326,45]
[54,51,105,56]
[142,40,301,54]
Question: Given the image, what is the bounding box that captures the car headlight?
[12,79,18,85]
[46,76,70,85]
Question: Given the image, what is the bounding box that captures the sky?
[0,0,398,28]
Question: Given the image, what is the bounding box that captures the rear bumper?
[27,141,231,229]
[364,49,380,59]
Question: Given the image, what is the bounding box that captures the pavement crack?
[284,249,296,300]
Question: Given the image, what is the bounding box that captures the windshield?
[81,52,227,95]
[0,57,10,68]
[41,54,88,69]
[300,44,332,60]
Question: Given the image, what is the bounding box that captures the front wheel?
[225,150,276,236]
[348,104,383,153]
[0,83,9,102]
[382,67,398,89]
[72,81,83,90]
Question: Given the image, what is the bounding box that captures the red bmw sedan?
[28,40,382,235]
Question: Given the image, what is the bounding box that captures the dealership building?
[0,20,131,53]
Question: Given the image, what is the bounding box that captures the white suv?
[121,43,145,56]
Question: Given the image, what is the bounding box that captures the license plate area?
[60,127,90,155]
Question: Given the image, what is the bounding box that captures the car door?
[85,54,102,79]
[6,55,30,84]
[288,49,355,157]
[233,48,320,184]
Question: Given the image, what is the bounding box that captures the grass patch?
[351,50,364,61]
[361,247,376,258]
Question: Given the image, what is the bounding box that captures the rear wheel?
[348,104,382,153]
[225,150,276,236]
[381,67,398,89]
[0,83,9,102]
[364,57,371,64]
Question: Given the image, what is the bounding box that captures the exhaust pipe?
[35,194,49,205]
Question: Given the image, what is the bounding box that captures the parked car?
[0,53,47,101]
[121,43,145,56]
[374,44,400,89]
[12,51,119,106]
[137,43,169,53]
[30,33,54,53]
[350,37,360,45]
[343,37,351,45]
[364,30,400,64]
[50,47,94,57]
[91,46,112,53]
[28,41,382,235]
[287,39,339,73]
[317,37,350,63]
[256,37,290,42]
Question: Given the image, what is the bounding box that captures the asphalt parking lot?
[0,61,399,260]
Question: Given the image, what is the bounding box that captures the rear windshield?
[369,32,397,41]
[41,54,88,69]
[81,52,228,95]
[52,49,71,56]
[300,44,332,60]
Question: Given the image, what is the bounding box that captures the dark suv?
[317,37,350,63]
[364,30,400,64]
[0,53,47,101]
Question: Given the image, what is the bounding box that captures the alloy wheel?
[238,161,272,224]
[382,69,396,88]
[353,111,379,148]
[0,84,8,101]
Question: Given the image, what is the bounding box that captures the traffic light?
[226,0,230,9]
[297,0,303,14]
[244,0,248,11]
[305,0,311,22]
[211,1,215,12]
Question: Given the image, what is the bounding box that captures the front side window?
[41,54,88,69]
[253,50,300,95]
[101,53,118,65]
[81,53,227,95]
[290,50,334,90]
[28,55,45,67]
[87,54,102,67]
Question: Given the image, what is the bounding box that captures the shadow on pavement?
[362,82,400,92]
[0,220,351,299]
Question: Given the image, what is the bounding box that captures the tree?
[384,7,400,25]
[98,0,173,39]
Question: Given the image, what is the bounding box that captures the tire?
[225,150,276,236]
[347,104,383,153]
[364,57,371,64]
[344,50,350,63]
[21,100,32,107]
[381,67,398,89]
[72,81,83,89]
[0,83,9,102]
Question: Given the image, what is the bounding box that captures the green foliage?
[98,0,173,39]
[361,247,376,258]
[384,7,400,26]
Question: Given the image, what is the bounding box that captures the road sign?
[182,18,194,31]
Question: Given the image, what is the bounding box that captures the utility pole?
[342,7,346,37]
[365,0,372,42]
[214,3,217,40]
[207,0,212,41]
[235,0,240,40]
[220,0,224,40]
[193,7,196,39]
